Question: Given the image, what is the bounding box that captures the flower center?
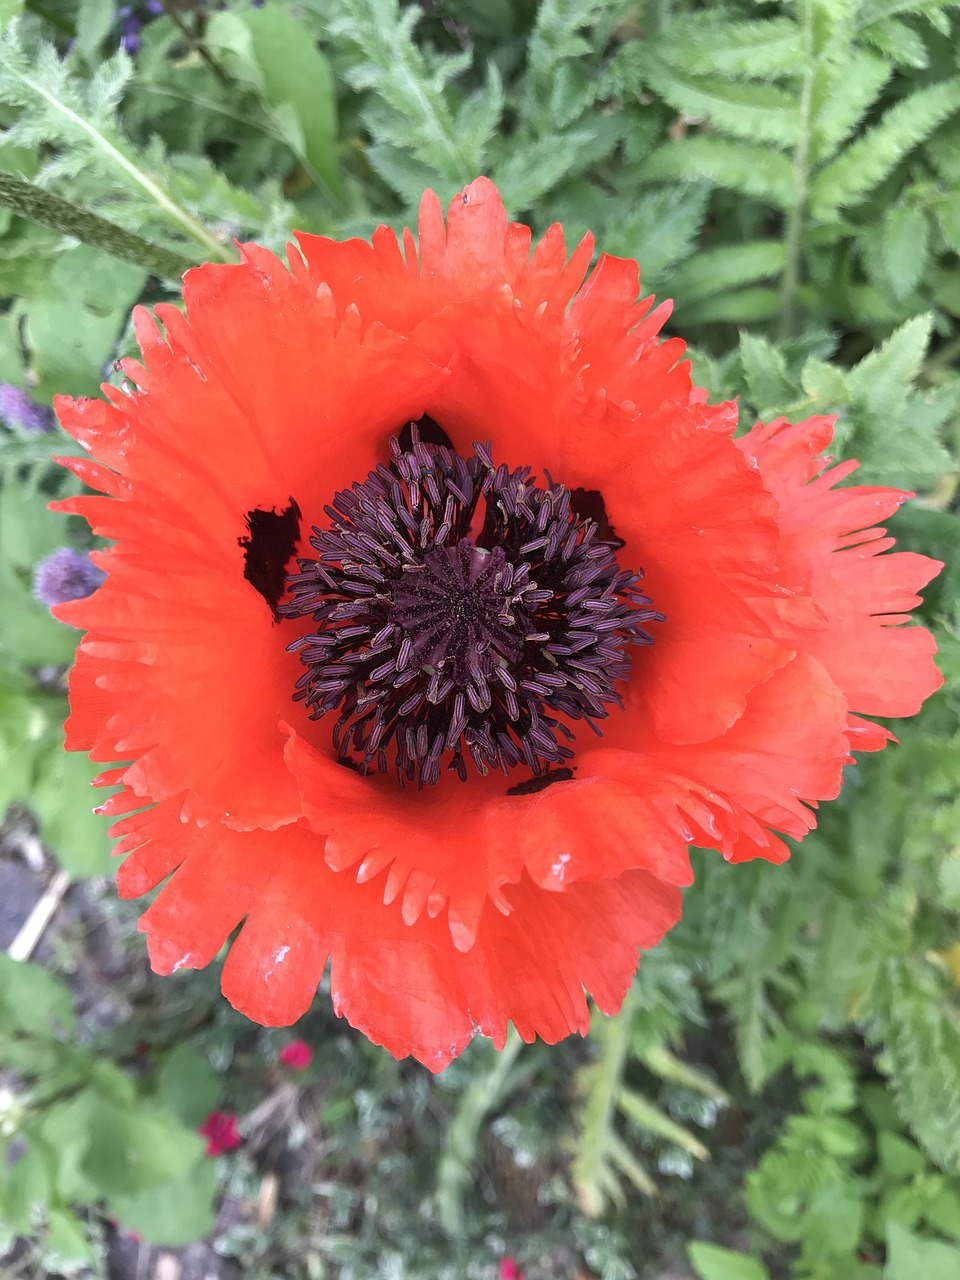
[282,427,662,788]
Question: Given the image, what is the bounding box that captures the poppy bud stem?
[0,171,209,282]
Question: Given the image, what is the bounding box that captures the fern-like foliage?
[570,964,723,1215]
[869,961,960,1170]
[609,0,960,334]
[0,24,263,257]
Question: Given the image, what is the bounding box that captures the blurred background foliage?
[0,0,958,1277]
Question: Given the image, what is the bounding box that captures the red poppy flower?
[52,178,942,1070]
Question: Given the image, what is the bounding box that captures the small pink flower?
[500,1260,526,1280]
[198,1109,242,1157]
[279,1039,313,1071]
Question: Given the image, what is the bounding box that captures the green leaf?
[617,1087,710,1160]
[881,206,930,301]
[885,1222,960,1280]
[877,1131,927,1181]
[811,77,960,215]
[0,0,24,22]
[938,855,960,910]
[688,1242,770,1280]
[846,311,931,413]
[0,26,231,262]
[640,62,800,148]
[323,0,489,185]
[107,1158,217,1246]
[525,0,615,129]
[0,955,75,1037]
[82,1101,205,1194]
[739,332,796,415]
[207,3,341,197]
[1,1137,53,1231]
[641,139,794,208]
[156,1044,221,1127]
[0,560,81,668]
[75,0,116,61]
[37,1094,101,1202]
[589,185,709,285]
[861,16,930,69]
[31,745,114,878]
[46,1207,92,1263]
[800,356,850,411]
[17,246,145,399]
[669,241,787,304]
[0,479,69,571]
[811,49,891,165]
[646,16,802,80]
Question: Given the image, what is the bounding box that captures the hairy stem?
[0,172,198,281]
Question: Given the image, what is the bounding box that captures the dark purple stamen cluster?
[283,430,662,788]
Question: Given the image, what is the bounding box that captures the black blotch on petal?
[506,768,575,796]
[569,488,625,550]
[397,414,453,453]
[239,498,301,621]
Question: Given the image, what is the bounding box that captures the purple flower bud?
[0,384,55,435]
[122,21,142,54]
[146,0,165,14]
[34,548,106,608]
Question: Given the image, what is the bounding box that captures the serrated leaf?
[640,62,799,148]
[847,312,932,417]
[635,17,802,80]
[810,48,891,165]
[0,26,229,261]
[326,0,487,184]
[75,0,115,61]
[641,139,794,208]
[860,16,930,68]
[880,205,930,301]
[668,241,787,303]
[811,77,960,215]
[869,963,960,1170]
[800,356,851,410]
[585,185,709,284]
[739,331,796,415]
[525,0,614,128]
[490,123,614,213]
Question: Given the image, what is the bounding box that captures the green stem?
[435,1028,528,1237]
[16,67,233,263]
[0,172,197,282]
[779,0,815,340]
[159,1,232,88]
